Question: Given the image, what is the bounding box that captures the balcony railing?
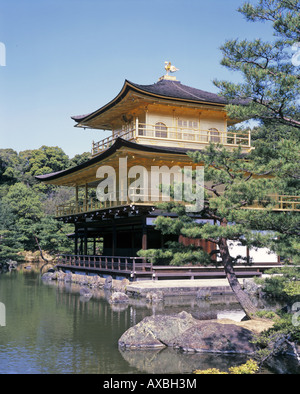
[92,123,251,156]
[57,254,152,274]
[56,190,162,217]
[246,195,300,212]
[56,193,300,217]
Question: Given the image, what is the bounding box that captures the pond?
[0,263,298,374]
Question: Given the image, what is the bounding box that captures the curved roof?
[129,79,229,105]
[71,79,243,127]
[35,137,191,183]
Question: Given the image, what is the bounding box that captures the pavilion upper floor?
[71,78,252,156]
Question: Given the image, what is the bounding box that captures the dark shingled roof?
[129,79,229,105]
[35,137,193,182]
[71,79,247,124]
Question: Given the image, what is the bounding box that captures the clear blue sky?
[0,0,275,158]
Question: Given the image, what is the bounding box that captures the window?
[178,120,198,129]
[138,123,145,136]
[155,122,168,138]
[209,128,220,143]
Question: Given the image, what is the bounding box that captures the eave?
[71,79,236,130]
[35,138,194,187]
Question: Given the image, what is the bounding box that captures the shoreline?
[41,269,240,298]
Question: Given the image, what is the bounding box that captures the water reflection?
[0,263,299,374]
[120,347,249,374]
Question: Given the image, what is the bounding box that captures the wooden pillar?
[85,183,88,212]
[74,223,78,255]
[84,225,88,255]
[75,186,79,213]
[93,237,96,255]
[131,225,135,255]
[80,237,83,255]
[246,246,250,265]
[142,216,147,250]
[112,220,117,256]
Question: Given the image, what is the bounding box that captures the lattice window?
[209,128,220,143]
[178,120,198,129]
[155,122,168,138]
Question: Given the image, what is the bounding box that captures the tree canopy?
[0,146,91,260]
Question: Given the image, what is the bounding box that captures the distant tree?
[69,151,92,167]
[0,149,22,185]
[33,217,73,254]
[2,183,44,251]
[0,146,78,258]
[41,187,75,216]
[0,200,23,261]
[19,146,70,193]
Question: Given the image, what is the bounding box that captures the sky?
[0,0,275,158]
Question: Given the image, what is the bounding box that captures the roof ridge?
[170,80,209,101]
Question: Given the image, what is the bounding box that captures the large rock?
[109,291,129,304]
[243,278,263,297]
[174,321,256,354]
[104,275,113,290]
[119,311,196,349]
[118,311,260,354]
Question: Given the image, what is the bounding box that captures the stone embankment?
[41,270,130,303]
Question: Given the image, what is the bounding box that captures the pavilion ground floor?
[56,207,281,281]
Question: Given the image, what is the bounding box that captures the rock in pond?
[104,275,113,290]
[118,311,197,350]
[80,287,93,298]
[118,311,259,354]
[109,291,129,304]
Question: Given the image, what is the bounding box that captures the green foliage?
[69,151,92,167]
[194,368,228,375]
[188,0,299,264]
[213,2,300,262]
[253,313,300,352]
[137,0,299,319]
[259,266,300,300]
[33,217,73,254]
[0,149,22,185]
[138,241,211,266]
[0,200,23,260]
[228,359,259,374]
[19,146,70,193]
[0,146,89,259]
[270,316,300,344]
[255,310,279,320]
[194,359,259,374]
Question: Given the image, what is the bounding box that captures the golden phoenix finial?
[164,61,179,75]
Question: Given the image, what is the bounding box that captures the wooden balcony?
[55,254,281,281]
[56,193,300,218]
[56,254,153,280]
[55,192,156,218]
[91,123,251,156]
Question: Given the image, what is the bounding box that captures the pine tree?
[139,0,300,319]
